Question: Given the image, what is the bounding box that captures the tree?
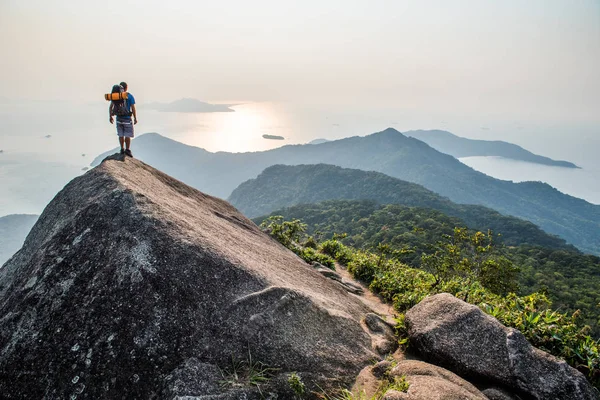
[421,228,519,295]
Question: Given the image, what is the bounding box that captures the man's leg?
[117,123,126,154]
[123,123,134,157]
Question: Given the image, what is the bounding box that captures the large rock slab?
[0,155,381,399]
[384,375,484,400]
[361,358,489,400]
[405,293,598,400]
[389,360,485,399]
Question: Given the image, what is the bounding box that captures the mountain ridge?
[228,163,572,250]
[91,129,600,254]
[405,129,579,168]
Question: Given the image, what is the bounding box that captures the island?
[145,98,234,113]
[262,134,285,141]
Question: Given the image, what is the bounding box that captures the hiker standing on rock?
[109,81,137,157]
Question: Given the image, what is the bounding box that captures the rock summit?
[0,155,393,399]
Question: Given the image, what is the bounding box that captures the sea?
[1,100,598,216]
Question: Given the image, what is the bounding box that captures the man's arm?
[132,104,138,124]
[109,103,114,124]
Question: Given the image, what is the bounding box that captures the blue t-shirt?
[116,93,136,122]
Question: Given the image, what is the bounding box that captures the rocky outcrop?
[383,375,485,400]
[360,359,489,400]
[405,293,599,400]
[0,155,392,399]
[389,360,486,399]
[482,387,519,400]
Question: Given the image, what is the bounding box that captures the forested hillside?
[255,200,600,335]
[230,164,572,250]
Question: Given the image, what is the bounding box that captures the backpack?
[111,85,131,117]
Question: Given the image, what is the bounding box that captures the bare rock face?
[389,360,486,400]
[405,293,599,400]
[373,359,488,400]
[312,262,365,295]
[482,387,520,400]
[0,155,382,399]
[394,375,484,400]
[359,358,489,400]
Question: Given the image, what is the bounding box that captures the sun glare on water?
[169,102,294,153]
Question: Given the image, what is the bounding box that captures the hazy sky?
[1,0,599,124]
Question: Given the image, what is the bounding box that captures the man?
[109,81,138,157]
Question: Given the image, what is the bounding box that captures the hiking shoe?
[125,149,133,157]
[120,148,125,155]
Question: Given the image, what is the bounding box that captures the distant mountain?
[405,130,579,168]
[91,129,600,254]
[229,164,571,250]
[0,214,38,266]
[145,98,234,113]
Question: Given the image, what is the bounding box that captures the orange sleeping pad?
[104,92,129,101]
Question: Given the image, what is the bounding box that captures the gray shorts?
[116,121,134,138]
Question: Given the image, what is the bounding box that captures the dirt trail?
[334,262,398,326]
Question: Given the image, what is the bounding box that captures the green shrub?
[370,263,436,311]
[479,293,599,383]
[320,239,353,265]
[304,236,318,249]
[297,247,335,269]
[347,251,380,282]
[260,216,307,248]
[394,314,409,348]
[261,216,334,268]
[320,239,343,257]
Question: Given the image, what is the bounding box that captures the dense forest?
[255,200,600,335]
